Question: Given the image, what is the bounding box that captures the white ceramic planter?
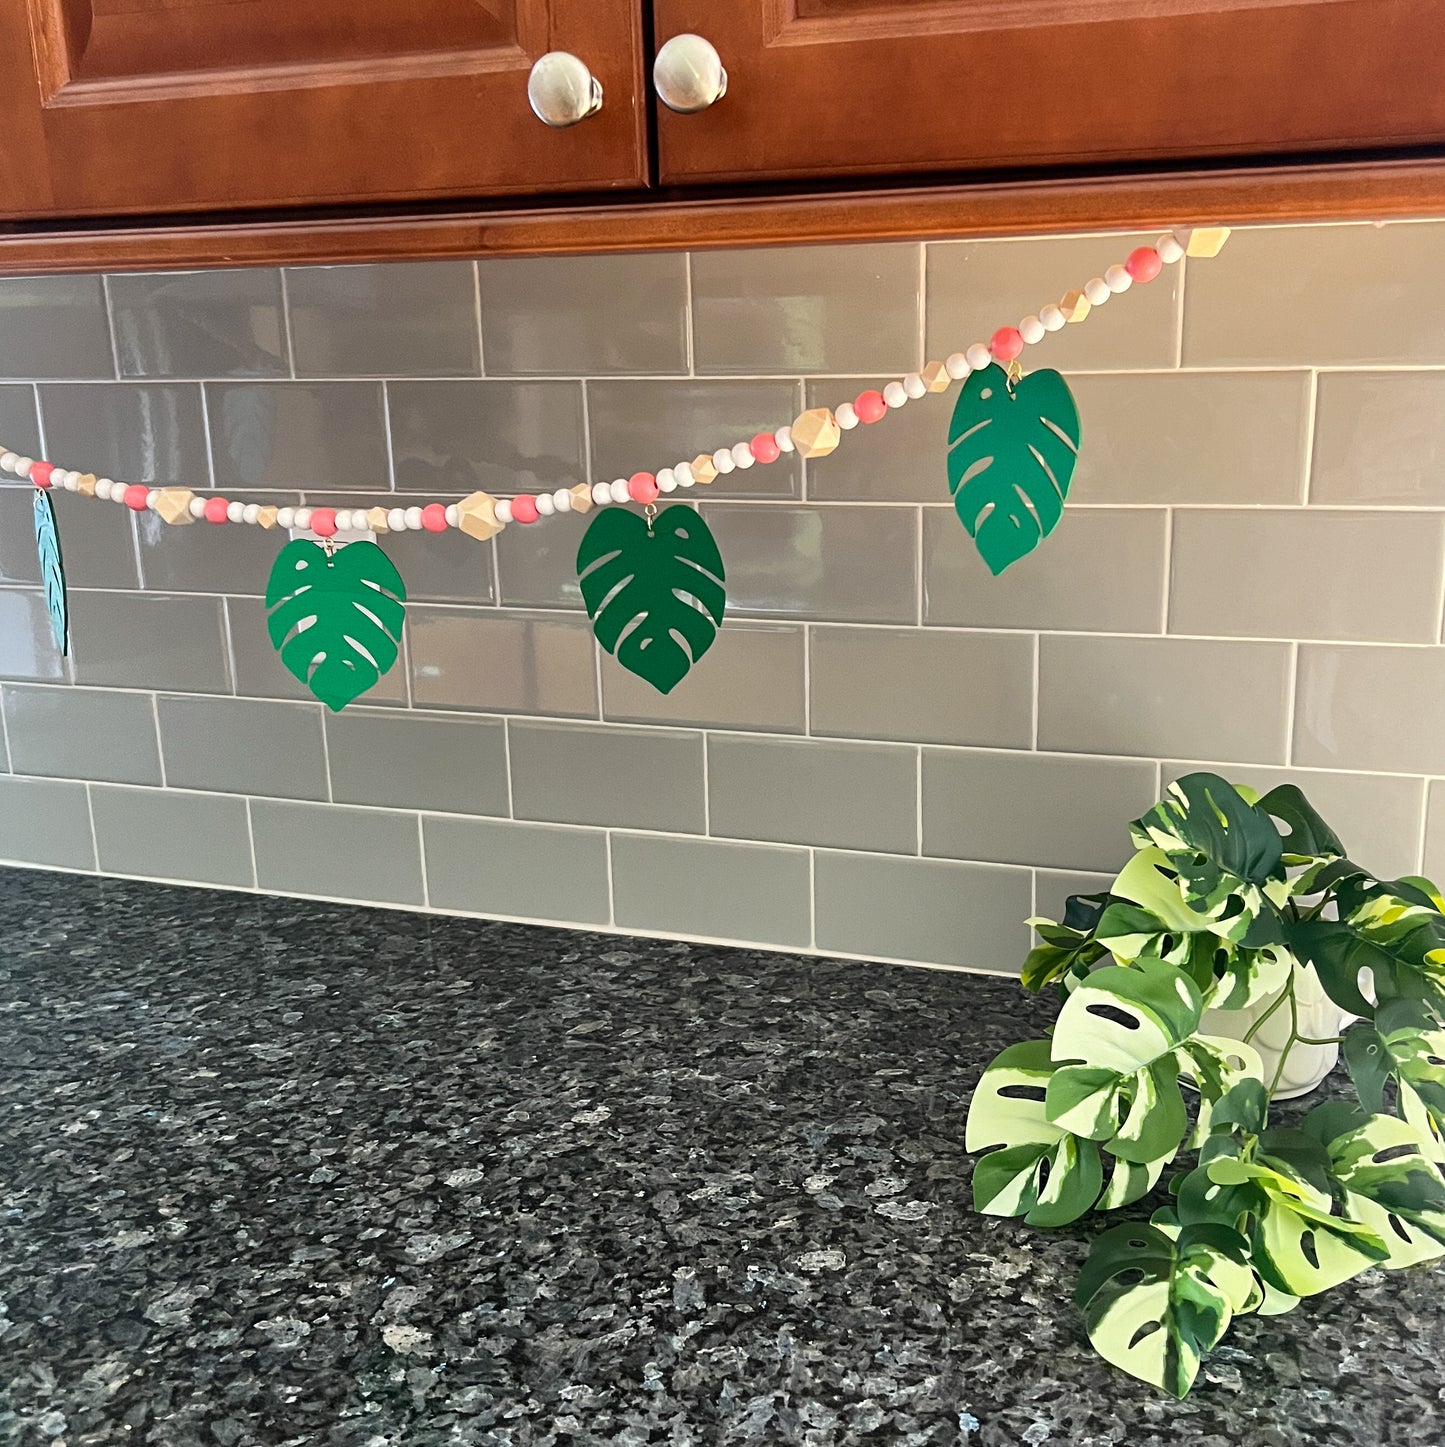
[1201,964,1348,1101]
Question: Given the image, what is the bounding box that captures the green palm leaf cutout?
[32,489,67,655]
[265,539,406,712]
[576,505,726,694]
[946,362,1081,575]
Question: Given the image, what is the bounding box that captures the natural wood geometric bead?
[691,453,719,485]
[1185,226,1232,258]
[457,490,505,541]
[74,472,97,497]
[1060,289,1092,324]
[921,361,951,393]
[790,407,841,459]
[366,506,391,532]
[153,487,196,524]
[256,506,279,529]
[569,482,594,514]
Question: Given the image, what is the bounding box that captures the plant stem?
[1243,986,1291,1045]
[1293,1032,1344,1047]
[1266,973,1302,1106]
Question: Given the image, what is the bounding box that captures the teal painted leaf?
[945,362,1080,575]
[32,489,67,655]
[265,539,406,712]
[577,505,725,694]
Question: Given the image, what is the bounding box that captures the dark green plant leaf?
[1020,918,1107,993]
[266,539,406,712]
[945,363,1080,575]
[1131,772,1284,888]
[1340,1007,1445,1126]
[1256,783,1345,864]
[32,489,67,655]
[577,505,726,694]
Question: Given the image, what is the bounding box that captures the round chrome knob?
[653,34,727,114]
[527,52,604,128]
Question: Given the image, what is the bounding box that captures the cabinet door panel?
[0,0,645,217]
[653,0,1445,184]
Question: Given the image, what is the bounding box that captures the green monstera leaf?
[266,539,406,712]
[1342,999,1445,1122]
[32,488,67,655]
[1256,783,1345,866]
[577,505,726,694]
[945,362,1080,575]
[1076,1221,1255,1399]
[1132,773,1286,893]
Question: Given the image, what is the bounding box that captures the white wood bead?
[656,468,677,493]
[227,500,246,523]
[114,485,131,504]
[553,487,573,511]
[730,441,755,468]
[903,372,927,400]
[15,457,33,478]
[883,380,908,408]
[535,493,555,516]
[386,507,407,531]
[1019,315,1046,345]
[403,506,423,530]
[494,499,513,525]
[609,478,630,503]
[774,426,794,454]
[1084,277,1111,306]
[443,503,459,526]
[1104,264,1133,294]
[332,509,352,531]
[94,478,113,500]
[835,402,859,430]
[276,505,296,528]
[1039,304,1066,332]
[0,452,15,473]
[965,343,991,371]
[1157,233,1185,264]
[674,462,696,487]
[591,482,612,505]
[189,496,209,519]
[97,479,115,501]
[945,352,970,380]
[712,448,735,474]
[62,471,80,491]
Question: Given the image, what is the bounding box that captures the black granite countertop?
[2,869,1443,1447]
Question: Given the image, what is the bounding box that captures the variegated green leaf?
[1130,772,1284,889]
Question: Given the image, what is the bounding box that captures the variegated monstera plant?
[966,771,1445,1397]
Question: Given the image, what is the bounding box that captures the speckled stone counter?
[2,870,1444,1447]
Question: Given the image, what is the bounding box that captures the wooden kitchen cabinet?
[652,0,1445,184]
[0,0,647,218]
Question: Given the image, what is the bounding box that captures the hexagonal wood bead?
[365,506,391,533]
[921,361,951,393]
[457,490,505,541]
[691,453,719,485]
[256,506,279,529]
[1060,289,1092,324]
[569,482,594,514]
[791,407,841,459]
[74,472,97,497]
[1185,226,1232,258]
[152,487,195,524]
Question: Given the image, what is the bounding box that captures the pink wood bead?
[123,484,149,511]
[854,389,887,424]
[311,507,338,538]
[421,503,448,533]
[510,494,540,525]
[29,461,54,489]
[627,471,660,504]
[750,432,781,465]
[990,326,1025,362]
[1126,246,1163,282]
[204,496,230,524]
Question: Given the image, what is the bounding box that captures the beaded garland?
[0,227,1229,537]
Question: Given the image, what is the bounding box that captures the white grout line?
[1172,253,1187,369]
[0,685,10,774]
[380,380,399,491]
[802,622,812,736]
[150,693,167,786]
[243,797,259,888]
[1029,633,1040,750]
[417,812,430,907]
[1283,641,1300,766]
[278,269,298,378]
[83,782,101,873]
[683,252,696,377]
[98,275,124,380]
[702,731,711,836]
[318,712,334,803]
[915,243,928,371]
[913,507,924,626]
[501,718,515,819]
[1416,777,1433,877]
[1299,369,1319,505]
[914,745,923,857]
[471,260,485,378]
[604,829,616,926]
[1160,508,1174,632]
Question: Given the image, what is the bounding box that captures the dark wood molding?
[1,156,1442,275]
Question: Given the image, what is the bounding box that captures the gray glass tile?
[588,380,801,500]
[1422,781,1445,887]
[921,749,1157,872]
[1039,635,1292,763]
[811,626,1034,747]
[390,380,585,496]
[285,262,480,377]
[493,520,584,611]
[0,385,42,465]
[509,721,704,833]
[926,234,1180,372]
[4,684,161,785]
[1312,373,1445,506]
[38,383,209,486]
[90,784,252,887]
[802,378,953,503]
[704,504,917,623]
[602,622,806,734]
[328,709,508,816]
[0,276,115,381]
[71,591,230,693]
[692,244,921,375]
[709,735,917,853]
[109,270,287,379]
[409,607,596,718]
[208,382,387,491]
[1035,869,1115,931]
[479,253,688,376]
[424,816,610,924]
[924,507,1166,633]
[0,488,140,590]
[611,833,810,947]
[814,851,1031,971]
[0,775,95,869]
[136,498,302,596]
[157,695,326,800]
[250,798,425,906]
[0,590,66,681]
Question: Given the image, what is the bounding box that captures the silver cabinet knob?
[653,34,727,114]
[527,52,604,128]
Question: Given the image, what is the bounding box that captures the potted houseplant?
[965,771,1445,1397]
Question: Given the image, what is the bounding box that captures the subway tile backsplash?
[3,223,1445,976]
